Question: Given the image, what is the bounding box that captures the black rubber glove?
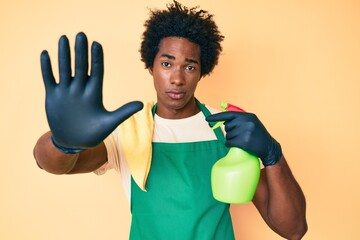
[40,32,143,153]
[206,111,282,166]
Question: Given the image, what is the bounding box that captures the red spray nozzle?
[221,102,245,113]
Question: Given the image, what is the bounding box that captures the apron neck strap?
[195,99,225,142]
[152,98,225,142]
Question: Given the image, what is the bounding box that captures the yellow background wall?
[1,0,359,239]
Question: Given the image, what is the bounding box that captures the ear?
[148,67,153,76]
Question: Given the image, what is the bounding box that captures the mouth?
[166,90,186,100]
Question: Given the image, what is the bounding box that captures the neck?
[156,98,200,119]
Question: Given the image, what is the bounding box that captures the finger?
[74,32,89,82]
[58,35,71,85]
[205,111,238,123]
[40,50,56,91]
[88,41,104,91]
[225,127,246,142]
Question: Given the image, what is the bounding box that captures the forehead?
[157,37,200,59]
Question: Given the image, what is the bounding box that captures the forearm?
[33,131,80,174]
[259,156,307,239]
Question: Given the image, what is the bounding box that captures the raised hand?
[40,32,143,153]
[206,111,282,166]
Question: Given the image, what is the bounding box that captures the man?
[34,1,307,239]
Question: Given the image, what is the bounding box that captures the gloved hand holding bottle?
[206,105,282,167]
[40,32,143,154]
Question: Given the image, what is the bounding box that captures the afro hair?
[140,0,224,77]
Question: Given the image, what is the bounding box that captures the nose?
[170,68,185,86]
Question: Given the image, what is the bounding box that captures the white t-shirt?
[95,105,221,202]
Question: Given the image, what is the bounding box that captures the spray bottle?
[211,102,261,204]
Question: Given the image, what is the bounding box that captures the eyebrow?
[160,54,199,64]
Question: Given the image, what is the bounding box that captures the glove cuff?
[51,136,84,154]
[262,138,282,167]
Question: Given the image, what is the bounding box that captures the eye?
[161,62,171,68]
[185,65,196,71]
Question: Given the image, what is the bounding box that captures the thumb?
[110,101,144,124]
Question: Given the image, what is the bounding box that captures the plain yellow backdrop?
[1,0,359,239]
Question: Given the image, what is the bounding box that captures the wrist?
[51,136,84,154]
[262,139,282,167]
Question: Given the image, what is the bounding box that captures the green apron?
[130,100,235,240]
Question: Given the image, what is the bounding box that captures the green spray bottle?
[211,102,261,204]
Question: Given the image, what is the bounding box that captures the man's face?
[149,37,201,118]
